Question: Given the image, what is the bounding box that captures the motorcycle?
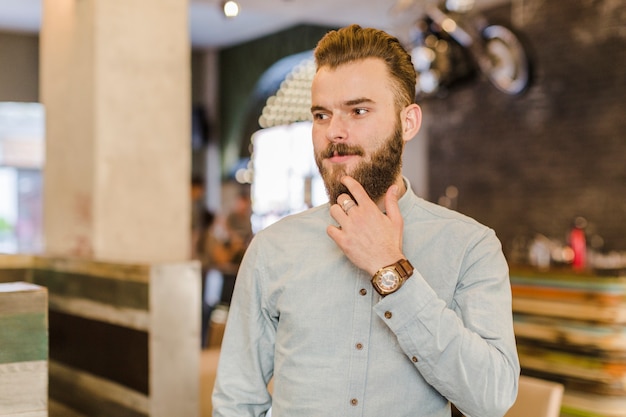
[406,0,531,98]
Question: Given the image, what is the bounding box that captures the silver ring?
[341,199,356,213]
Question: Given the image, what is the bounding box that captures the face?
[315,117,404,204]
[311,58,408,203]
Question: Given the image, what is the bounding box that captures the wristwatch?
[371,259,414,296]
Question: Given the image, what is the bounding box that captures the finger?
[340,176,374,207]
[329,200,348,223]
[337,193,355,210]
[327,207,347,242]
[327,223,342,242]
[342,199,357,213]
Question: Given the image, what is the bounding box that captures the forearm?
[376,250,519,416]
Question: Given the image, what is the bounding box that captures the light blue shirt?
[213,180,519,417]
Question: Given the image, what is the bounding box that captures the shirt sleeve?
[212,236,276,417]
[374,227,520,417]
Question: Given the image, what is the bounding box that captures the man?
[212,24,519,417]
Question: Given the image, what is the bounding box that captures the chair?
[504,375,564,417]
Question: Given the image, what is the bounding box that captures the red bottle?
[569,217,587,271]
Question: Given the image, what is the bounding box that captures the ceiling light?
[223,1,240,18]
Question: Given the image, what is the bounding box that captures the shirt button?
[356,343,363,350]
[350,398,358,406]
[384,311,392,319]
[359,288,367,296]
[412,356,418,363]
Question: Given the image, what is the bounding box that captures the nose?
[326,114,348,143]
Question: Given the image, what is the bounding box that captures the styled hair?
[313,24,417,109]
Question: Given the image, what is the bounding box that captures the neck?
[375,176,406,211]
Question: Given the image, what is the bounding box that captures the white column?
[40,0,191,263]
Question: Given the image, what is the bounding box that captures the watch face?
[377,269,400,293]
[372,260,413,296]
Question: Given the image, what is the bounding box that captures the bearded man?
[212,24,519,417]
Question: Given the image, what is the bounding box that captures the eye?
[312,112,329,121]
[353,108,368,116]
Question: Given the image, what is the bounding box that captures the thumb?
[384,185,402,227]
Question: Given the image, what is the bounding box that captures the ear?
[401,103,422,142]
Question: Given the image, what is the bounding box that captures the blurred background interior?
[0,1,625,416]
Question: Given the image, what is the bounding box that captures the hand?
[327,176,405,275]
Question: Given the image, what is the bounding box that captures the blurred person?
[198,208,217,348]
[225,188,254,266]
[213,24,519,417]
[200,193,253,347]
[191,175,207,259]
[190,176,214,347]
[207,188,252,302]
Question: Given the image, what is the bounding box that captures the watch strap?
[394,258,414,279]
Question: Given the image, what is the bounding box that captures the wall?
[3,5,625,259]
[0,31,39,102]
[423,0,626,258]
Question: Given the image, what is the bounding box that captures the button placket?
[346,272,372,416]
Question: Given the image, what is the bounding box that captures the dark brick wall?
[423,0,626,260]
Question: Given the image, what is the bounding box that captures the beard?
[315,121,404,204]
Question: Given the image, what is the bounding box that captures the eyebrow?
[345,97,374,106]
[310,97,375,113]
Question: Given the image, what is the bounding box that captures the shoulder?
[251,204,331,247]
[403,191,499,247]
[405,191,485,227]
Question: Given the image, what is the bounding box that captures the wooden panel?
[0,256,201,417]
[49,310,149,395]
[0,361,48,416]
[0,313,47,363]
[49,400,88,417]
[49,362,148,417]
[0,283,48,364]
[0,282,48,417]
[31,269,149,311]
[31,257,151,283]
[0,269,30,284]
[0,254,36,268]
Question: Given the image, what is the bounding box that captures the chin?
[327,160,358,175]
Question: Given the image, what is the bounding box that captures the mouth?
[323,143,365,161]
[327,153,356,164]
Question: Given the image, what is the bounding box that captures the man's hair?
[313,24,417,109]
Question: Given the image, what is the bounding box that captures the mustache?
[320,142,365,159]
